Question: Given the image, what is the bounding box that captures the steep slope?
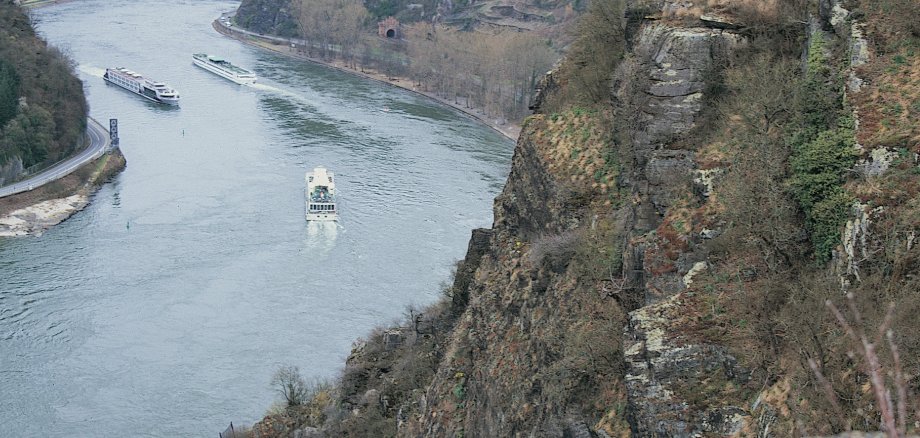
[248,0,920,436]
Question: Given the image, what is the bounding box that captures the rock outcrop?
[403,118,629,437]
[609,4,758,432]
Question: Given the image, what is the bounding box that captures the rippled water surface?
[0,1,512,435]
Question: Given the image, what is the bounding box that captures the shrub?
[809,190,854,264]
[785,31,857,263]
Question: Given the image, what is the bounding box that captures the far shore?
[213,21,522,142]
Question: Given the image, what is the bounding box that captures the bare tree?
[271,365,309,407]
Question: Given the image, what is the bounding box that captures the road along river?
[0,1,513,436]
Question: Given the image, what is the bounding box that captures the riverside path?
[0,118,111,199]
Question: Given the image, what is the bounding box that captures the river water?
[0,1,512,436]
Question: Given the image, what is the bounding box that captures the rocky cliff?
[251,0,920,436]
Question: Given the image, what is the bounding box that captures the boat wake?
[303,220,339,254]
[78,65,107,78]
[248,82,313,106]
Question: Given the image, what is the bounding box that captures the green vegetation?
[0,58,18,127]
[0,2,87,170]
[788,32,857,264]
[788,120,857,263]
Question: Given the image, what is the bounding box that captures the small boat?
[103,67,179,105]
[305,167,337,221]
[192,53,257,85]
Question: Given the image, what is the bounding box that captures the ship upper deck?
[194,53,255,77]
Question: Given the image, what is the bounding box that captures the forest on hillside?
[0,1,87,174]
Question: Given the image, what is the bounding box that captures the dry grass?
[854,52,920,151]
[528,109,621,207]
[849,0,920,152]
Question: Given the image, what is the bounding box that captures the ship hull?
[305,212,338,221]
[192,57,256,85]
[103,75,179,105]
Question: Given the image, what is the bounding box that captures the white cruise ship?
[305,167,337,221]
[192,53,257,85]
[103,68,179,105]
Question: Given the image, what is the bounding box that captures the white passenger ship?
[306,167,337,221]
[192,53,257,85]
[103,68,179,105]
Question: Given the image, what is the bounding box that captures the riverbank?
[0,148,125,237]
[212,21,522,141]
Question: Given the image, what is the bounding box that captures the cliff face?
[251,0,920,435]
[405,3,755,436]
[405,118,629,437]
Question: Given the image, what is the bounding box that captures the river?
[0,1,513,436]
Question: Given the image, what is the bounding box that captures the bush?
[809,190,854,264]
[542,0,626,111]
[528,230,578,269]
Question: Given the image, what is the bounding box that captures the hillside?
[242,0,920,436]
[0,1,88,186]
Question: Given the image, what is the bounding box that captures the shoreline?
[212,21,522,142]
[0,149,126,237]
